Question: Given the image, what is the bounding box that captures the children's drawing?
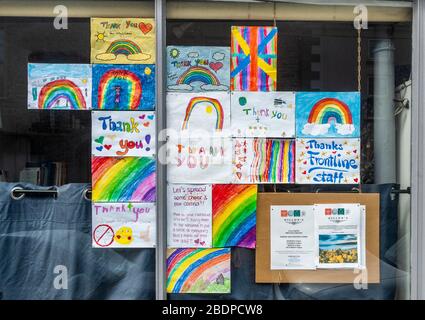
[92,202,155,248]
[92,156,156,202]
[296,92,361,138]
[231,26,277,91]
[92,111,155,157]
[167,46,230,92]
[212,184,257,249]
[233,138,295,184]
[91,18,155,64]
[231,91,295,137]
[167,92,230,137]
[167,138,233,184]
[295,138,361,184]
[167,248,231,294]
[92,64,155,111]
[27,63,91,110]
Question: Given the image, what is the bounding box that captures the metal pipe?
[373,37,396,184]
[155,0,167,301]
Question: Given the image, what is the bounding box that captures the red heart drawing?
[194,239,199,244]
[353,149,357,153]
[236,172,242,180]
[303,161,307,165]
[332,151,337,154]
[200,241,205,246]
[354,178,359,183]
[302,171,307,175]
[139,114,146,120]
[143,122,150,127]
[104,145,112,150]
[139,22,153,34]
[305,146,309,149]
[209,62,223,72]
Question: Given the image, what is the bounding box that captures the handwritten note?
[92,202,155,248]
[167,184,212,248]
[231,92,295,138]
[295,138,361,184]
[92,111,155,157]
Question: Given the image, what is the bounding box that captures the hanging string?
[357,28,362,93]
[273,2,277,27]
[357,28,362,192]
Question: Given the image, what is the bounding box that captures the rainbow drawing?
[212,185,257,249]
[296,92,361,138]
[177,66,220,86]
[38,79,87,110]
[167,248,231,294]
[96,69,142,110]
[231,26,277,91]
[181,96,224,130]
[308,98,353,125]
[250,139,295,183]
[92,156,156,202]
[105,39,143,56]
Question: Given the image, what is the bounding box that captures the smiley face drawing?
[114,226,134,245]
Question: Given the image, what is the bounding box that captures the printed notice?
[167,184,212,248]
[314,203,361,269]
[270,205,316,270]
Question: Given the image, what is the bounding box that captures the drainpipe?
[374,38,396,184]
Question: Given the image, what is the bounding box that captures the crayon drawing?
[233,138,295,184]
[91,18,155,64]
[92,64,155,111]
[212,184,257,249]
[28,63,91,110]
[167,46,230,92]
[296,92,361,138]
[92,111,155,157]
[92,202,156,248]
[167,248,231,294]
[231,26,277,91]
[92,156,156,202]
[167,92,230,137]
[231,91,295,138]
[296,138,361,184]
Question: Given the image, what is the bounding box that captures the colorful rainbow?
[250,139,295,183]
[38,79,86,110]
[167,248,231,294]
[176,66,220,86]
[92,156,155,202]
[105,39,143,56]
[308,98,353,125]
[212,185,257,249]
[181,97,224,130]
[97,69,142,110]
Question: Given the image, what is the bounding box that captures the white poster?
[167,92,231,138]
[296,138,361,184]
[92,202,156,248]
[270,205,316,270]
[167,137,233,183]
[314,203,361,269]
[92,111,155,157]
[167,184,212,248]
[231,91,295,138]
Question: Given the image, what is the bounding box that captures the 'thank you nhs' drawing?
[296,92,361,138]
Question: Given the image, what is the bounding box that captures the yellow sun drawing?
[95,32,106,42]
[205,105,213,114]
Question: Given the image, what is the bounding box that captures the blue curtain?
[0,182,403,300]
